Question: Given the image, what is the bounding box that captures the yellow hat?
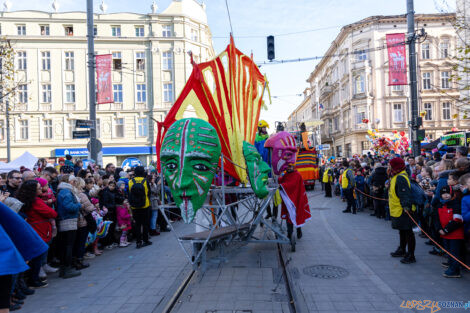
[258,120,269,128]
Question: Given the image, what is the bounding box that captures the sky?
[8,0,452,129]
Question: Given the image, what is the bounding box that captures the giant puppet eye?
[283,151,293,159]
[165,162,177,171]
[193,164,209,171]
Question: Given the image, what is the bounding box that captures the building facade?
[288,13,467,158]
[286,88,312,132]
[0,0,214,165]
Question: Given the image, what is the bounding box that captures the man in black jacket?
[3,170,22,197]
[369,164,388,218]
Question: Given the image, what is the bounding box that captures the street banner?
[386,33,407,85]
[96,54,113,104]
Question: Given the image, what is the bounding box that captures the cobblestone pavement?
[20,189,470,313]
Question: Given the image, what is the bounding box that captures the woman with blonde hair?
[73,178,95,269]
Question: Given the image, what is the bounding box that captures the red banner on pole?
[96,54,113,104]
[386,33,407,86]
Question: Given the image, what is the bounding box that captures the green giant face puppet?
[160,118,221,223]
[243,141,271,199]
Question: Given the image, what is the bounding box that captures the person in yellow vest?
[128,166,152,249]
[341,160,357,214]
[388,157,417,264]
[322,164,333,198]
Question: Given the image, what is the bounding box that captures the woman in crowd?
[56,175,82,279]
[73,177,95,269]
[16,180,57,288]
[388,157,417,264]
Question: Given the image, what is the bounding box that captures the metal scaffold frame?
[158,154,292,272]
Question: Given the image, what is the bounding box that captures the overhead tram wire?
[255,41,407,66]
[212,24,342,39]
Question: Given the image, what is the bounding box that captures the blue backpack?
[410,180,426,206]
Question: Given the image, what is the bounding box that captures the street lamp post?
[6,100,10,162]
[87,0,98,163]
[407,0,421,157]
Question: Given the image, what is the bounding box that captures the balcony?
[112,103,123,110]
[64,103,75,111]
[13,104,27,111]
[136,103,147,110]
[351,59,370,70]
[40,103,52,111]
[320,84,333,98]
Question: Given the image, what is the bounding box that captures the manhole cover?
[310,207,330,210]
[303,265,349,279]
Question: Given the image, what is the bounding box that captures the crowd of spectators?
[320,147,470,278]
[0,156,175,312]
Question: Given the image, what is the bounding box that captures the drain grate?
[303,265,349,279]
[310,207,330,210]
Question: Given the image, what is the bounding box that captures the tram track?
[277,243,299,313]
[160,238,302,313]
[160,268,196,313]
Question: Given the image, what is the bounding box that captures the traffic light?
[417,129,426,141]
[267,35,275,61]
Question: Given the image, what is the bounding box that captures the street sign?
[316,144,331,151]
[72,130,91,139]
[75,119,94,128]
[87,139,103,152]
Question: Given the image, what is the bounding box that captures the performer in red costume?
[279,163,312,242]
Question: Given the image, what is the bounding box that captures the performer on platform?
[279,163,311,241]
[254,120,271,168]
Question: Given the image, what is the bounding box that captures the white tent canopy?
[0,152,38,173]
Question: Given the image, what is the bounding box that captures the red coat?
[26,198,58,243]
[279,170,311,227]
[438,205,464,240]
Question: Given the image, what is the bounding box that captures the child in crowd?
[438,181,464,278]
[354,170,365,210]
[37,177,56,208]
[36,177,58,239]
[459,174,470,261]
[116,199,132,247]
[88,198,108,256]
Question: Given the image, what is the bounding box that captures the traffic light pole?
[407,0,421,157]
[86,0,98,163]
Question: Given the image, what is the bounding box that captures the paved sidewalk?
[288,190,470,313]
[20,222,193,313]
[19,189,470,313]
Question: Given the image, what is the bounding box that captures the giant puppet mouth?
[276,159,286,173]
[179,193,195,224]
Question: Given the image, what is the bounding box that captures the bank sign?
[54,146,156,157]
[440,132,466,147]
